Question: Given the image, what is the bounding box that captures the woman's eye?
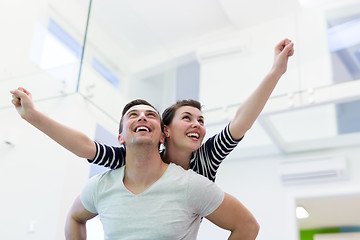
[183,116,190,120]
[198,119,204,125]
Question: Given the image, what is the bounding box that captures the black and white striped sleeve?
[87,141,126,170]
[190,123,243,181]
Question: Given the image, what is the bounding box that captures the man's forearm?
[206,193,260,240]
[228,221,260,240]
[65,217,87,240]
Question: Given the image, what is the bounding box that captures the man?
[64,99,259,239]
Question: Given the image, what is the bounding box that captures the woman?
[11,38,294,182]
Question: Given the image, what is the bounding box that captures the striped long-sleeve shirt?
[88,123,242,182]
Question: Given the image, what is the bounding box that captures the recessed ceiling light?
[296,206,310,219]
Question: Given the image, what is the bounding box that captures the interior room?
[1,0,360,239]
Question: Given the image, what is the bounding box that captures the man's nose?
[138,112,147,121]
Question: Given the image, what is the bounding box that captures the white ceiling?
[91,0,300,57]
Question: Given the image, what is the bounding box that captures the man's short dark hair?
[119,99,162,134]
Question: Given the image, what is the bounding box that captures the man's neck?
[123,145,168,195]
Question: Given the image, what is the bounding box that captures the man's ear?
[118,134,125,145]
[160,132,165,144]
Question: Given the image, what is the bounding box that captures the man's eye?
[198,119,204,125]
[148,112,156,117]
[129,113,137,117]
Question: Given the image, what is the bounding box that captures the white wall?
[0,94,117,240]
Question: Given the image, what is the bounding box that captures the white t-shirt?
[80,163,224,240]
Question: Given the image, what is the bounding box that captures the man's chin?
[133,138,156,146]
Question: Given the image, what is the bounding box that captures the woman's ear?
[164,125,170,138]
[118,134,125,145]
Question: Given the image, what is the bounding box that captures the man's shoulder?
[89,166,125,183]
[168,163,195,175]
[168,162,184,171]
[168,163,210,182]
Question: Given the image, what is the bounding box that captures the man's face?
[118,104,164,147]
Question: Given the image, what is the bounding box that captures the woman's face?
[164,106,206,152]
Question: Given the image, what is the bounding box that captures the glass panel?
[0,0,89,108]
[77,0,179,121]
[297,1,360,91]
[327,2,360,84]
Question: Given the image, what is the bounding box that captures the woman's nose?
[192,121,200,128]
